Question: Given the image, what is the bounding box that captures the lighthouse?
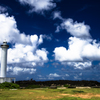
[0,41,15,83]
[1,40,9,77]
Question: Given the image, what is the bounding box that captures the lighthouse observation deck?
[1,41,9,48]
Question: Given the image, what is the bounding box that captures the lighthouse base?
[0,77,15,83]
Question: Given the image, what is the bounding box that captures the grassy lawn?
[0,88,100,100]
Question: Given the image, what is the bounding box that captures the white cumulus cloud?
[66,61,92,69]
[56,18,91,38]
[7,66,36,75]
[0,13,48,71]
[65,74,69,76]
[48,73,60,77]
[54,37,100,62]
[7,44,48,64]
[18,0,56,13]
[0,14,31,44]
[53,13,100,69]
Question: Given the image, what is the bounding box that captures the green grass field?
[0,88,100,100]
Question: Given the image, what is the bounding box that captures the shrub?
[25,84,40,89]
[0,82,20,89]
[91,86,100,88]
[64,84,70,88]
[49,86,57,89]
[68,86,76,88]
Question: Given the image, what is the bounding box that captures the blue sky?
[0,0,100,82]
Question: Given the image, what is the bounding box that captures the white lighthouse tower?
[0,41,15,83]
[1,40,9,77]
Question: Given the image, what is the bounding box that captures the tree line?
[16,79,100,87]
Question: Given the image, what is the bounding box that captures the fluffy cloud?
[53,13,100,69]
[48,73,60,77]
[65,74,69,76]
[0,37,48,66]
[54,37,87,61]
[54,37,100,62]
[82,41,100,60]
[7,66,36,75]
[0,14,31,44]
[7,44,48,64]
[56,18,91,38]
[0,14,46,45]
[53,12,100,69]
[0,13,48,70]
[18,0,56,13]
[66,61,92,69]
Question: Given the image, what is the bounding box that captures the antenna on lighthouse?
[4,39,7,42]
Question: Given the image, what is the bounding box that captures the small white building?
[0,41,16,83]
[0,77,16,83]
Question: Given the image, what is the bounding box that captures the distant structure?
[0,41,15,83]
